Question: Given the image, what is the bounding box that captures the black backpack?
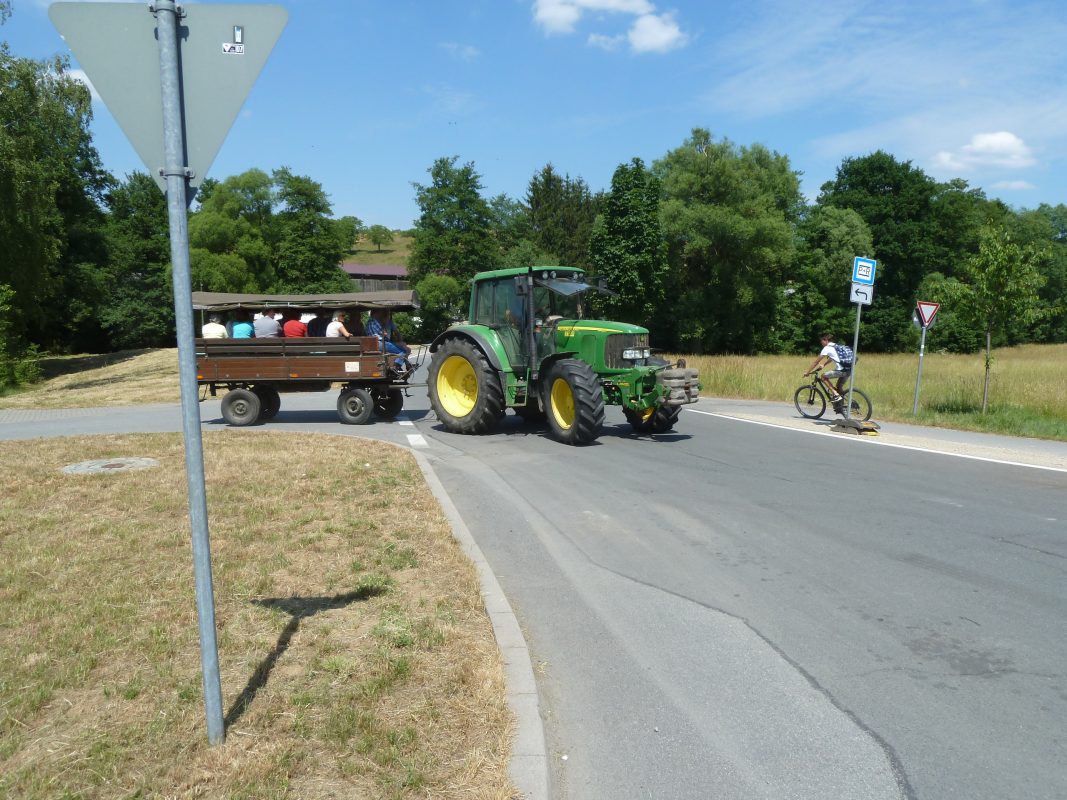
[833,343,854,367]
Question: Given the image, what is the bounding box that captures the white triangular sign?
[49,3,287,195]
[916,301,940,327]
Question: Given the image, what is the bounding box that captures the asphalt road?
[7,388,1066,799]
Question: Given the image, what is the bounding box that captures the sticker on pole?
[916,301,940,328]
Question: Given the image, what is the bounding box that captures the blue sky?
[7,0,1067,229]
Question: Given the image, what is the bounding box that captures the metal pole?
[154,0,225,745]
[845,303,862,420]
[912,324,928,415]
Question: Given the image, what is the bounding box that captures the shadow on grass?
[38,349,154,379]
[225,587,385,728]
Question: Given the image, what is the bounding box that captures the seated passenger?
[202,313,228,339]
[347,309,365,336]
[307,309,330,337]
[366,308,412,370]
[253,309,281,338]
[326,310,354,338]
[281,309,307,337]
[231,309,255,339]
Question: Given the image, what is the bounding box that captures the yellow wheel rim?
[437,355,478,418]
[639,407,654,423]
[549,377,576,430]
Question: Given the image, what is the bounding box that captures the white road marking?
[399,420,414,426]
[406,433,429,448]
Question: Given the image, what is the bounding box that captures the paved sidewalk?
[694,397,1067,472]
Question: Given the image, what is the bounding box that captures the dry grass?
[0,432,514,799]
[0,349,180,409]
[684,343,1067,440]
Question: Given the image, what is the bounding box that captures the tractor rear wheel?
[543,359,604,445]
[429,338,505,435]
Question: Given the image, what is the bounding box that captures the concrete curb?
[411,449,549,800]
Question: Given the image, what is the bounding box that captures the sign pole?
[845,303,862,420]
[912,323,928,415]
[155,0,225,745]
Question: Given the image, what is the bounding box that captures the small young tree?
[367,224,394,252]
[953,224,1049,413]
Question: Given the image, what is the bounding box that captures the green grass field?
[347,232,413,268]
[683,343,1067,441]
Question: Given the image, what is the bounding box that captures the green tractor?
[427,266,700,445]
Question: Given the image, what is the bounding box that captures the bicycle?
[793,370,872,421]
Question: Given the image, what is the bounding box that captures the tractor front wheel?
[543,359,604,445]
[429,338,505,435]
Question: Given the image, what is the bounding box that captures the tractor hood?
[556,319,649,338]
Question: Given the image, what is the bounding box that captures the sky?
[6,0,1067,230]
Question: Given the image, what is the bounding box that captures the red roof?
[341,261,408,278]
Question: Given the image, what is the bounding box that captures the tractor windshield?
[532,274,609,320]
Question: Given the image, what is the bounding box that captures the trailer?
[192,290,419,426]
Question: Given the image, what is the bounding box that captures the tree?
[655,128,802,353]
[271,167,351,292]
[367,224,394,252]
[101,172,174,349]
[413,273,466,340]
[588,158,667,328]
[816,153,998,351]
[408,156,500,284]
[525,164,600,269]
[952,224,1049,413]
[776,206,874,353]
[0,35,113,352]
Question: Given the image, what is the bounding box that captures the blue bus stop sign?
[852,256,877,286]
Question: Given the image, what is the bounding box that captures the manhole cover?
[62,457,161,475]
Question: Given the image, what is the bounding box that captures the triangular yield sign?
[916,301,940,327]
[49,3,287,196]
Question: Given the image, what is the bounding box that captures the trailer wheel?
[253,385,281,420]
[374,389,404,420]
[429,337,504,435]
[337,387,374,425]
[544,358,604,445]
[221,388,261,427]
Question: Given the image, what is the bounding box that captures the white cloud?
[534,0,656,34]
[933,132,1036,172]
[628,12,687,53]
[533,0,686,54]
[440,42,481,62]
[588,33,625,51]
[991,180,1036,190]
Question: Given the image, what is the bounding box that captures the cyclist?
[803,333,850,413]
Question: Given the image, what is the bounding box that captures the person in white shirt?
[202,313,228,339]
[326,310,354,338]
[803,332,850,410]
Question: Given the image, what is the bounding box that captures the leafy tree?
[816,153,998,351]
[776,206,874,353]
[336,215,364,252]
[409,156,500,284]
[525,164,600,269]
[271,167,351,292]
[950,224,1048,413]
[0,34,113,352]
[1011,204,1067,343]
[655,128,802,353]
[101,172,174,348]
[413,273,466,340]
[588,158,667,328]
[366,224,394,252]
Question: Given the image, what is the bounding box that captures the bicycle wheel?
[794,384,826,419]
[845,389,872,421]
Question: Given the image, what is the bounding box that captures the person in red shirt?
[281,309,307,337]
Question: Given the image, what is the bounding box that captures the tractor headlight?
[622,348,651,360]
